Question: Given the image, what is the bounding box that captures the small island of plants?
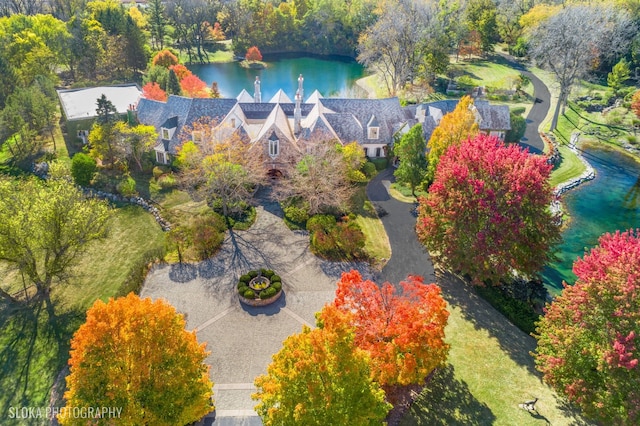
[237,269,283,306]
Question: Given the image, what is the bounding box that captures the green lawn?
[451,56,532,95]
[550,145,586,188]
[0,205,165,422]
[389,182,428,203]
[352,186,391,266]
[402,272,590,426]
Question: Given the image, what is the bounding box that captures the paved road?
[367,169,436,286]
[497,54,550,154]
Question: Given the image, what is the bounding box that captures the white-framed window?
[363,147,369,157]
[269,138,279,158]
[375,147,382,157]
[368,126,379,140]
[161,128,170,140]
[231,118,236,127]
[156,151,165,164]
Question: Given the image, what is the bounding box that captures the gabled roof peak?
[269,89,293,104]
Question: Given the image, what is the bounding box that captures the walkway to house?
[141,190,374,425]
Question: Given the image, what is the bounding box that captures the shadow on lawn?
[437,269,541,377]
[400,364,495,425]
[0,297,82,423]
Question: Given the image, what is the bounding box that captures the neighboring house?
[56,84,142,143]
[135,76,510,167]
[408,99,511,142]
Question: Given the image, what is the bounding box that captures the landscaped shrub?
[306,214,337,233]
[270,275,281,283]
[505,113,526,142]
[152,166,165,180]
[272,282,282,292]
[248,270,259,278]
[244,289,255,299]
[239,274,251,283]
[370,158,388,171]
[117,175,137,197]
[191,214,226,260]
[157,174,177,190]
[261,269,274,278]
[510,106,526,116]
[283,204,309,225]
[238,285,249,295]
[475,285,540,334]
[259,287,277,299]
[71,153,97,186]
[361,161,377,178]
[347,169,367,183]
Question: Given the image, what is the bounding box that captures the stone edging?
[82,188,172,231]
[239,289,283,307]
[543,133,595,220]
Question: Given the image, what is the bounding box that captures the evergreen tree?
[166,69,182,96]
[149,0,167,50]
[394,124,427,197]
[95,94,118,125]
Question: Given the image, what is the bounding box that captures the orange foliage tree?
[210,22,225,41]
[180,74,209,98]
[170,64,193,81]
[631,89,640,119]
[152,49,179,68]
[253,305,390,424]
[426,95,478,183]
[142,81,168,101]
[59,293,213,426]
[332,270,449,388]
[245,46,263,61]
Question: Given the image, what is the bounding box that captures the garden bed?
[237,269,283,307]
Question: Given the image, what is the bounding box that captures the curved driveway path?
[367,169,436,285]
[498,54,550,154]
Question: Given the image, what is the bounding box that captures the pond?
[542,145,640,295]
[189,55,368,100]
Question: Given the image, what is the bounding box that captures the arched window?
[269,136,279,158]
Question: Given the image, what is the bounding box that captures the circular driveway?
[141,197,374,425]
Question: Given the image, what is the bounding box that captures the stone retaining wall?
[239,289,283,307]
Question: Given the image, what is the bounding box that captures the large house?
[133,76,511,166]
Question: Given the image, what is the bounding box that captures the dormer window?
[367,114,380,140]
[231,118,236,128]
[269,136,279,158]
[162,128,170,140]
[192,131,202,142]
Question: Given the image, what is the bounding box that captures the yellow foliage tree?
[426,96,478,183]
[253,305,390,425]
[59,293,213,426]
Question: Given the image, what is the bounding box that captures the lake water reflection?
[189,56,368,100]
[542,146,640,294]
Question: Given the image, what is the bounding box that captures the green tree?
[253,305,390,425]
[113,122,158,171]
[95,94,118,125]
[534,230,640,426]
[149,0,168,50]
[608,57,631,94]
[71,152,97,185]
[465,0,499,54]
[166,68,182,95]
[0,177,111,302]
[505,112,526,142]
[60,293,213,426]
[394,124,427,196]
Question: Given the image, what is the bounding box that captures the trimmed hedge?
[243,289,255,299]
[475,285,540,334]
[270,275,281,283]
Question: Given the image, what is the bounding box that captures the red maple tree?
[534,229,640,425]
[329,270,449,388]
[170,64,193,81]
[142,82,167,102]
[417,133,560,285]
[245,46,263,61]
[180,74,209,98]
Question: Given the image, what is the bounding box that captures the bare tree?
[529,4,635,131]
[357,0,444,95]
[176,118,266,219]
[273,140,355,216]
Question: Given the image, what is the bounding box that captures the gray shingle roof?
[239,103,275,120]
[474,100,511,131]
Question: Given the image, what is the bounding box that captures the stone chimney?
[294,74,303,134]
[254,76,261,103]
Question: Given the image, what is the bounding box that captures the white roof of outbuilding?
[57,84,141,121]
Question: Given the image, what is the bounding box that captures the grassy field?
[402,272,590,426]
[388,182,428,203]
[352,186,392,266]
[0,205,165,422]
